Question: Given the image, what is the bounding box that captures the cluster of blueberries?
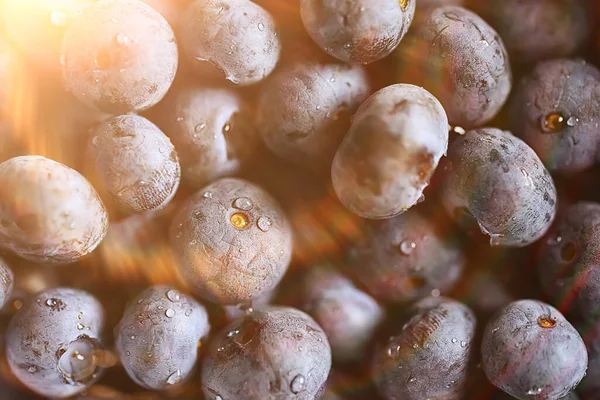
[0,0,599,399]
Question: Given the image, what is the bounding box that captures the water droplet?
[130,335,136,340]
[195,123,207,132]
[166,290,181,302]
[223,123,231,133]
[167,370,182,385]
[230,212,250,229]
[412,344,418,349]
[57,337,102,385]
[203,191,213,199]
[217,346,225,352]
[258,23,264,31]
[176,117,184,122]
[451,338,457,343]
[316,105,321,110]
[77,323,85,330]
[126,351,131,356]
[492,327,499,333]
[50,11,68,27]
[537,316,557,329]
[431,289,440,297]
[329,77,336,82]
[111,17,119,23]
[526,387,543,396]
[548,235,562,245]
[257,216,272,232]
[28,366,37,373]
[567,116,579,127]
[417,194,425,204]
[290,374,306,394]
[185,309,192,316]
[116,32,129,45]
[451,126,466,135]
[519,167,535,188]
[227,329,240,338]
[233,197,253,211]
[460,340,467,348]
[46,299,56,307]
[165,309,175,318]
[541,113,565,133]
[399,240,417,255]
[409,377,416,383]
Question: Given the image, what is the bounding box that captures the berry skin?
[332,84,448,219]
[298,265,384,363]
[509,59,600,174]
[440,128,557,247]
[0,257,14,310]
[87,114,180,217]
[472,0,592,65]
[344,210,465,304]
[373,297,477,400]
[482,300,587,400]
[201,307,331,400]
[169,178,292,305]
[300,0,415,64]
[180,0,281,86]
[0,156,108,263]
[537,202,600,320]
[153,85,259,188]
[393,6,512,128]
[258,62,371,171]
[6,288,106,398]
[61,0,178,113]
[114,286,210,390]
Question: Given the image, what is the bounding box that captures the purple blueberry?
[332,84,449,219]
[300,0,415,64]
[373,297,477,400]
[393,6,512,128]
[440,128,557,247]
[6,288,106,398]
[180,0,281,85]
[258,62,371,171]
[61,0,178,113]
[0,156,108,263]
[201,307,331,399]
[482,300,587,400]
[114,286,210,390]
[509,59,600,174]
[298,265,384,363]
[344,210,464,304]
[169,178,292,305]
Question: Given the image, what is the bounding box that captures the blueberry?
[180,0,280,86]
[0,156,108,263]
[114,286,210,390]
[332,84,449,219]
[2,0,93,68]
[473,0,592,65]
[508,59,600,174]
[87,115,180,217]
[153,85,259,188]
[373,297,477,400]
[300,0,415,64]
[576,318,600,398]
[258,62,370,171]
[6,288,106,398]
[298,265,384,363]
[537,202,600,320]
[0,257,14,310]
[393,6,512,128]
[344,210,464,304]
[440,128,557,247]
[482,300,587,400]
[61,0,178,113]
[169,178,292,305]
[201,307,331,399]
